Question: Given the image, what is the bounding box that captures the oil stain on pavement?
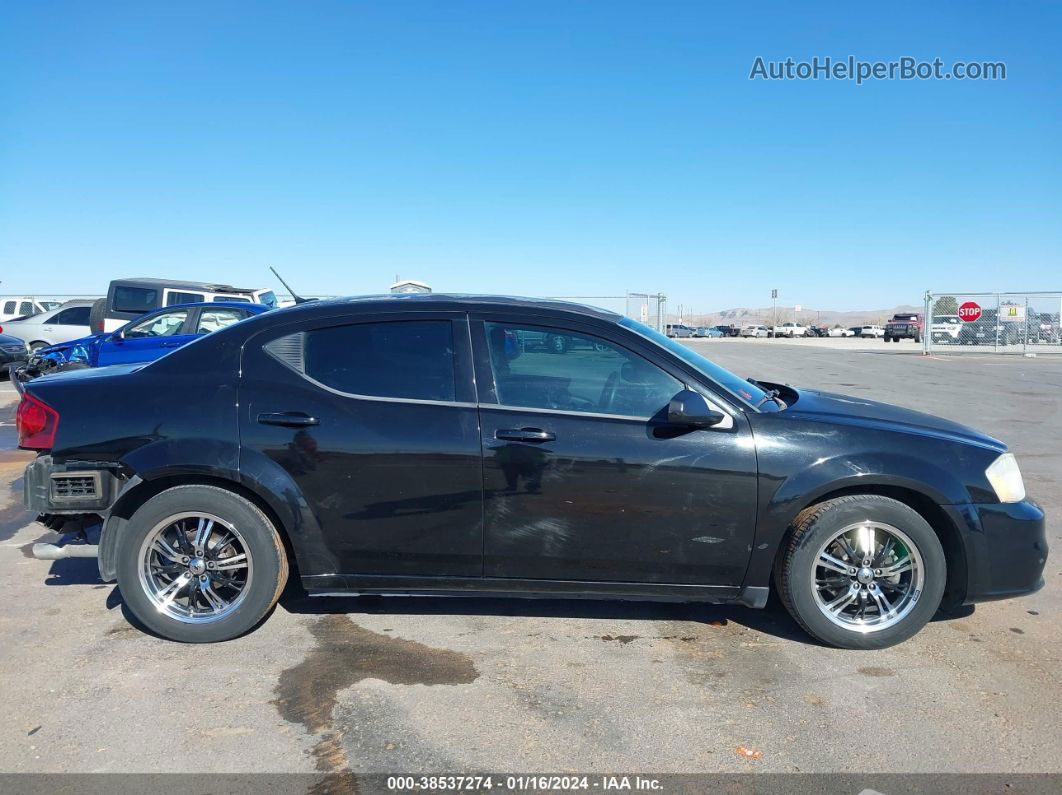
[274,614,479,793]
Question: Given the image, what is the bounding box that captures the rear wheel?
[116,485,288,642]
[776,495,945,649]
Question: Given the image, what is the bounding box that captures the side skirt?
[301,574,769,609]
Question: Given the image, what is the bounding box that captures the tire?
[88,297,108,334]
[883,336,891,343]
[775,495,946,650]
[29,341,49,352]
[116,485,289,642]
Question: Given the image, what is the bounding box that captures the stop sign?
[958,301,982,323]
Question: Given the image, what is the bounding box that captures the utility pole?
[771,289,778,328]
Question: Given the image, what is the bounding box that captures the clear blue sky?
[1,1,1059,310]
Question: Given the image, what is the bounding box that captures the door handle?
[258,412,320,428]
[495,428,555,443]
[160,341,183,348]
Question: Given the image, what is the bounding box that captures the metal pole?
[923,290,931,355]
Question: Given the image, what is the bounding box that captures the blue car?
[14,302,270,385]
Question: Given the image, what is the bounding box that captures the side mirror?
[667,389,725,429]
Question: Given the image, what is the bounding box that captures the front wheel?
[775,495,945,649]
[116,485,289,642]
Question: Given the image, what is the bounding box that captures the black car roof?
[269,294,623,322]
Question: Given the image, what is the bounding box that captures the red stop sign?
[958,301,982,323]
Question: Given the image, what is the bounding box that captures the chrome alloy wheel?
[137,512,253,624]
[811,521,925,633]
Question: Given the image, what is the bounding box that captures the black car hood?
[782,386,1006,452]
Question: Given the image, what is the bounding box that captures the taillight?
[16,393,59,450]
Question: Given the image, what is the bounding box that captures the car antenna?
[270,266,315,304]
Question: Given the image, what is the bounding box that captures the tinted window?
[619,317,771,407]
[2,301,14,314]
[196,308,246,334]
[53,306,91,325]
[267,321,456,402]
[19,302,34,316]
[216,295,250,303]
[167,291,205,306]
[114,286,159,313]
[124,310,189,338]
[485,322,681,418]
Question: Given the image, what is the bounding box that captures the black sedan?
[0,333,29,375]
[17,296,1046,648]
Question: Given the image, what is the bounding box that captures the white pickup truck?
[0,297,61,322]
[772,322,808,338]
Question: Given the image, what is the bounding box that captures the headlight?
[986,453,1026,503]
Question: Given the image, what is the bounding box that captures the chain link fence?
[923,291,1062,354]
[546,293,667,332]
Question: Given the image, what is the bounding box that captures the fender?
[235,446,337,577]
[743,448,975,587]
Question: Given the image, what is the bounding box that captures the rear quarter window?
[113,286,159,313]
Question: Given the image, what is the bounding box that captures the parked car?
[90,278,279,334]
[772,322,808,338]
[1,297,63,322]
[848,326,864,337]
[0,300,94,351]
[827,326,854,337]
[805,325,829,338]
[0,333,29,374]
[693,327,723,338]
[13,302,270,385]
[665,323,694,338]
[931,315,962,343]
[18,295,1046,649]
[883,313,923,343]
[740,324,770,338]
[859,325,886,338]
[713,325,740,338]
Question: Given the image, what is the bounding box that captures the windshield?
[255,290,279,308]
[620,317,770,408]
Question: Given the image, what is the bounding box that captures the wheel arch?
[99,473,299,583]
[772,484,969,611]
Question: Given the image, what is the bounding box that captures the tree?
[933,296,958,315]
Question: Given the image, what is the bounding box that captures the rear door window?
[196,308,248,334]
[53,306,91,325]
[18,301,34,316]
[265,320,456,402]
